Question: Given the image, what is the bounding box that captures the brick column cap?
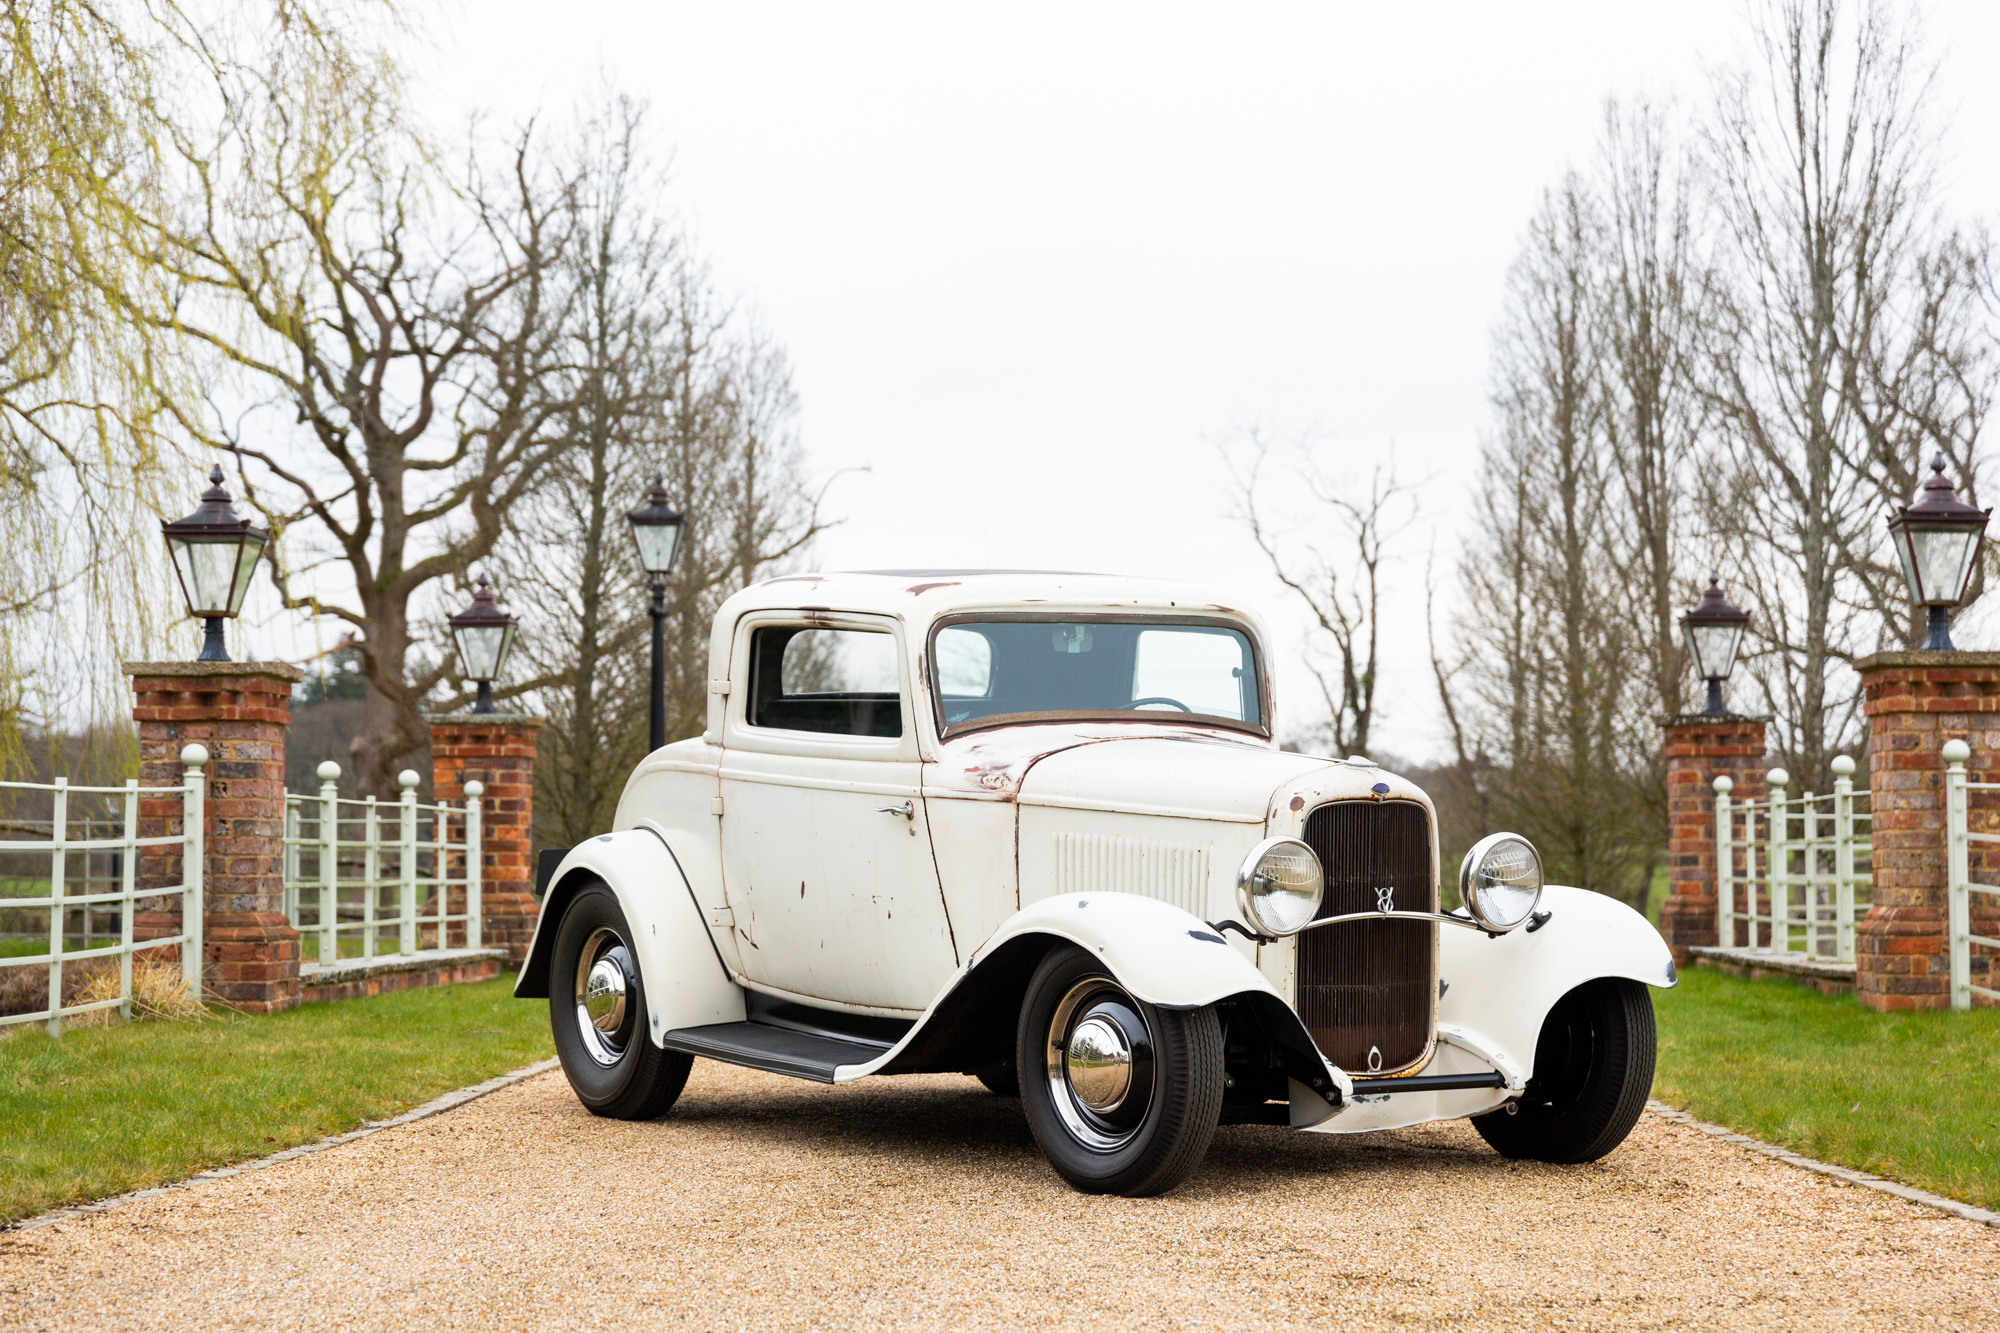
[1659,711,1772,727]
[1854,650,2000,672]
[428,712,545,728]
[124,660,306,684]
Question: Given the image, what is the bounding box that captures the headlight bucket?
[1458,832,1544,932]
[1236,836,1325,936]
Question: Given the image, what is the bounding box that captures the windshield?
[930,617,1264,736]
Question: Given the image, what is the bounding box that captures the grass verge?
[1655,966,2000,1210]
[0,975,551,1224]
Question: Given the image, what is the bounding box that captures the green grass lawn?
[1655,966,2000,1209]
[0,975,551,1224]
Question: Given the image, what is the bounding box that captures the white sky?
[338,0,2000,759]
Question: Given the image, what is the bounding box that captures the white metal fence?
[282,764,483,965]
[1714,756,1873,961]
[0,744,207,1037]
[1942,740,2000,1010]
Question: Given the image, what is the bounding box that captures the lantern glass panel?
[1682,620,1744,681]
[454,621,515,682]
[631,519,683,576]
[1905,524,1981,606]
[168,535,248,617]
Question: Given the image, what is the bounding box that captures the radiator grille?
[1297,800,1435,1074]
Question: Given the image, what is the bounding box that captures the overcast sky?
[394,1,2000,760]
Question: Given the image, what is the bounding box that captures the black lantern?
[626,473,685,578]
[1887,455,1990,651]
[161,466,269,662]
[1680,573,1751,715]
[448,574,518,714]
[626,473,685,752]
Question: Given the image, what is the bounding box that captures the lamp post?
[449,574,518,714]
[1887,454,1991,651]
[160,466,270,662]
[1680,573,1751,715]
[626,473,686,752]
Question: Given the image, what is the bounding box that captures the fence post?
[464,781,484,951]
[364,790,380,959]
[282,788,298,928]
[319,763,339,967]
[1945,738,1971,1011]
[181,745,206,995]
[399,770,419,954]
[1714,776,1734,948]
[47,776,69,1038]
[1833,756,1857,963]
[1765,769,1789,952]
[120,779,139,1022]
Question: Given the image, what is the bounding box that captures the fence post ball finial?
[1831,755,1856,778]
[398,769,420,791]
[463,780,485,799]
[1943,739,1971,765]
[1712,774,1733,793]
[1767,768,1790,787]
[180,743,208,770]
[317,760,341,783]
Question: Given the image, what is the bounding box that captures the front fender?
[845,892,1350,1101]
[1437,883,1676,1082]
[512,829,744,1044]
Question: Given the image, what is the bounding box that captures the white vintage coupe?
[517,572,1675,1196]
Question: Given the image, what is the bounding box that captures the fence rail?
[1714,756,1873,962]
[1943,740,2000,1011]
[0,745,206,1037]
[282,764,482,965]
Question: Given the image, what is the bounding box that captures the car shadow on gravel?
[649,1071,1558,1199]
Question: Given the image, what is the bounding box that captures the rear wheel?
[1473,978,1655,1163]
[1017,945,1223,1196]
[549,883,693,1120]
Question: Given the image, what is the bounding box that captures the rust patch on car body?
[905,581,960,595]
[1290,795,1306,811]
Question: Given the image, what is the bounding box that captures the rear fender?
[1436,883,1676,1081]
[512,828,744,1044]
[849,892,1349,1100]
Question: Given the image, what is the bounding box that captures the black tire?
[1016,945,1224,1196]
[973,1060,1019,1097]
[1473,978,1655,1163]
[549,883,693,1120]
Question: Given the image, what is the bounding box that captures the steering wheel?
[1128,696,1193,712]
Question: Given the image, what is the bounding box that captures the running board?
[661,1021,892,1082]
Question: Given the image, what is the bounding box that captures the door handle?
[877,800,915,821]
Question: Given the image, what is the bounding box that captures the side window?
[748,626,903,738]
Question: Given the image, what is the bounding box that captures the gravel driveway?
[3,1061,1996,1331]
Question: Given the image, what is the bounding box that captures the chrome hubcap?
[1045,978,1154,1151]
[573,927,634,1067]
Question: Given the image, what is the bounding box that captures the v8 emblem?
[1375,886,1395,913]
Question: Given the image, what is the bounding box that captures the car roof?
[721,569,1265,631]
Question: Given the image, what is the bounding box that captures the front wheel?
[549,883,693,1120]
[1472,978,1656,1163]
[1017,945,1224,1196]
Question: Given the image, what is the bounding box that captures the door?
[718,615,958,1013]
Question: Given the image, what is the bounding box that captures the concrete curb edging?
[1646,1100,2000,1231]
[6,1058,561,1233]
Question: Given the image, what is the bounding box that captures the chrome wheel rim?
[573,926,634,1067]
[1044,977,1155,1151]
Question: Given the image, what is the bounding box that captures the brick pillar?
[127,661,306,1013]
[1854,650,2000,1011]
[429,713,542,964]
[1659,713,1770,963]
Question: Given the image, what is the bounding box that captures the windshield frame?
[925,611,1271,741]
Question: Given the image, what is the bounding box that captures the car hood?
[1013,734,1349,824]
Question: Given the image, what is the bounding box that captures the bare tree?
[1695,0,1988,789]
[1222,430,1413,757]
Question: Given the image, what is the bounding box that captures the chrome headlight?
[1458,833,1543,932]
[1236,836,1324,936]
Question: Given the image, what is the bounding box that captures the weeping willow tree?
[0,1,197,776]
